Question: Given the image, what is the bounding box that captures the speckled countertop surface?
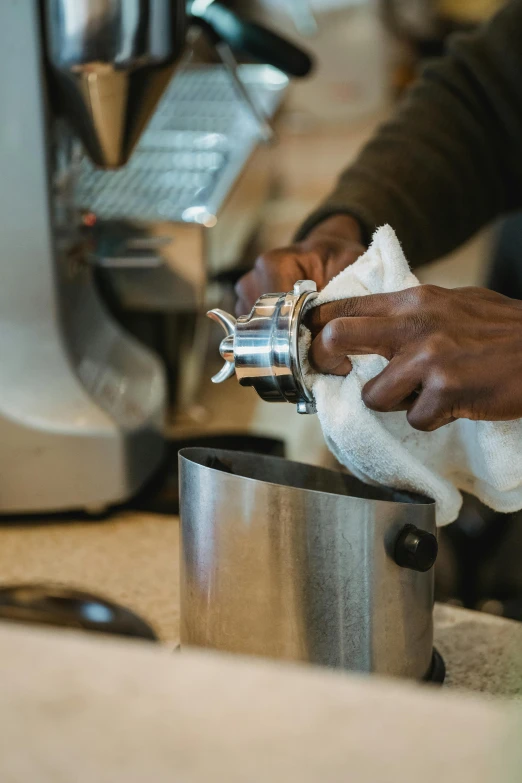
[0,513,180,644]
[434,603,522,697]
[0,512,521,697]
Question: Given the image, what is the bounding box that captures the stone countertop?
[2,621,522,783]
[0,512,521,697]
[434,603,522,697]
[0,513,181,644]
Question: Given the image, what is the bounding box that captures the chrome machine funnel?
[43,0,187,168]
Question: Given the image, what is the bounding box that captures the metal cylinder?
[179,448,437,680]
[207,280,318,413]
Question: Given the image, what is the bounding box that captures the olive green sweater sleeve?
[296,0,522,266]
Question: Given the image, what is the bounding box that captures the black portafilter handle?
[190,2,314,78]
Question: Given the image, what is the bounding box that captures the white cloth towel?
[302,225,522,525]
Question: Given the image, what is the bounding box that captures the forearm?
[297,0,522,266]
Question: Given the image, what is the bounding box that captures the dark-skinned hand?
[306,284,522,432]
[235,214,365,315]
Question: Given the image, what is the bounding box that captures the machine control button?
[394,525,438,572]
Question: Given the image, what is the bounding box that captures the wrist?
[305,214,364,246]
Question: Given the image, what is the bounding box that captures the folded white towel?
[302,225,522,525]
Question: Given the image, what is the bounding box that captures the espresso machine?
[0,1,311,515]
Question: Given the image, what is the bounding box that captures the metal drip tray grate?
[75,65,288,223]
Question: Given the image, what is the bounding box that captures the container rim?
[178,447,435,508]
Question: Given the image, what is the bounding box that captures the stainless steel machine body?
[208,280,318,413]
[0,0,179,513]
[179,448,440,680]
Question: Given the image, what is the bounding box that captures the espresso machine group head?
[44,0,312,167]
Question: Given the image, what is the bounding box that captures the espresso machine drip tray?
[76,64,287,223]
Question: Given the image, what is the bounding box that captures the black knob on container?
[394,525,438,572]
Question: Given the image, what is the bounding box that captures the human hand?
[235,214,366,316]
[306,285,522,431]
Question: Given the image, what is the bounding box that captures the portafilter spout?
[43,0,187,169]
[207,309,236,384]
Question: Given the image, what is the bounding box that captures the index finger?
[308,316,403,373]
[306,291,406,335]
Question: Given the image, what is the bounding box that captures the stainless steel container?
[179,448,442,681]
